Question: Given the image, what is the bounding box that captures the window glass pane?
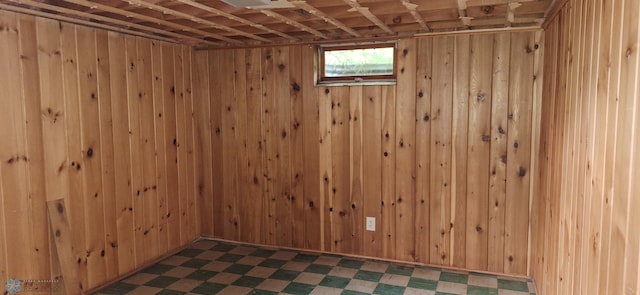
[324,46,394,77]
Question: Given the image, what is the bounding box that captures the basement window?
[318,43,396,85]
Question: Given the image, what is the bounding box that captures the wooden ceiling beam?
[456,0,473,27]
[256,9,328,39]
[398,0,430,31]
[0,2,176,42]
[506,2,522,27]
[341,0,394,34]
[290,1,360,37]
[123,0,270,42]
[60,0,243,44]
[6,0,221,46]
[173,0,297,41]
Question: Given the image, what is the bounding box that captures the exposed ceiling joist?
[174,0,297,41]
[0,0,551,48]
[291,0,361,37]
[342,0,394,34]
[257,9,328,39]
[506,2,522,26]
[7,0,220,46]
[399,0,430,32]
[62,0,242,44]
[0,2,175,42]
[456,0,474,28]
[124,0,270,42]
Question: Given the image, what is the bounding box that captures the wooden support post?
[47,199,83,295]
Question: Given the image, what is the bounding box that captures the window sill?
[316,79,397,87]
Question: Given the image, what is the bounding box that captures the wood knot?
[325,88,330,94]
[423,114,430,122]
[278,64,286,71]
[418,91,424,98]
[86,148,93,158]
[292,82,300,92]
[393,16,402,24]
[518,167,527,177]
[481,5,495,14]
[482,135,491,142]
[56,203,64,214]
[55,229,61,237]
[309,201,314,208]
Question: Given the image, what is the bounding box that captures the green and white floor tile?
[95,240,537,295]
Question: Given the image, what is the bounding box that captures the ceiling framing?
[0,0,551,48]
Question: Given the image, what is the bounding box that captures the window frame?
[317,42,397,85]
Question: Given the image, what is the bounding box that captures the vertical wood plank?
[76,26,107,286]
[395,39,417,262]
[261,47,277,245]
[107,31,135,275]
[125,36,145,268]
[380,85,396,259]
[504,32,535,275]
[611,0,639,292]
[151,40,169,255]
[451,35,470,268]
[244,48,265,244]
[349,86,364,256]
[234,48,250,243]
[528,29,544,277]
[18,14,50,282]
[182,47,197,242]
[289,46,306,249]
[192,51,213,237]
[162,44,180,248]
[207,50,224,238]
[174,45,189,244]
[136,38,159,261]
[465,34,492,270]
[318,86,333,251]
[430,36,454,266]
[302,45,321,250]
[60,22,88,287]
[415,38,432,264]
[273,47,293,247]
[35,16,68,283]
[362,86,382,257]
[95,29,119,280]
[488,33,511,273]
[0,10,34,283]
[330,86,351,253]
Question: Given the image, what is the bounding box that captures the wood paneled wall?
[195,31,543,275]
[531,0,640,294]
[0,10,198,292]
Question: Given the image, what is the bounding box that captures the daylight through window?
[319,43,396,84]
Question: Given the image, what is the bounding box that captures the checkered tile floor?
[95,239,537,295]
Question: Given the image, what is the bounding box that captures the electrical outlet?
[366,217,376,231]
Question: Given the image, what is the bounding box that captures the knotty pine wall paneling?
[530,0,640,294]
[0,10,198,292]
[196,30,544,276]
